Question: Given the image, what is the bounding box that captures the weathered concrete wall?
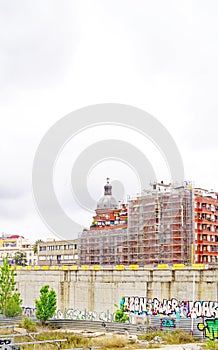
[16,268,218,312]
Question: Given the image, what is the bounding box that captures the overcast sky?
[1,0,218,242]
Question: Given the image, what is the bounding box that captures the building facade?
[194,188,218,264]
[79,178,128,265]
[79,180,218,266]
[79,181,194,265]
[127,182,194,265]
[0,234,37,265]
[37,239,78,266]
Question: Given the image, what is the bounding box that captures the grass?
[0,328,11,336]
[94,334,128,348]
[0,322,210,349]
[19,316,37,332]
[138,330,163,342]
[15,331,92,349]
[203,340,218,350]
[138,329,195,344]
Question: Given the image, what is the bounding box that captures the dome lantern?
[97,178,118,210]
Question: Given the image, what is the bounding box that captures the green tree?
[35,285,57,325]
[14,252,27,266]
[33,239,43,254]
[0,256,22,316]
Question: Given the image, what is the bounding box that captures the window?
[39,246,46,251]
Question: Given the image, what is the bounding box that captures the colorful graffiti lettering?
[161,318,176,328]
[122,297,218,318]
[198,319,218,340]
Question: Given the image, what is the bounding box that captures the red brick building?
[194,188,218,264]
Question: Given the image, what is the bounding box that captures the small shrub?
[138,330,163,341]
[19,316,37,332]
[162,330,195,344]
[114,309,129,323]
[4,294,22,317]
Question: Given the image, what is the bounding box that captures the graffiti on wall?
[0,338,13,350]
[54,309,114,322]
[21,307,114,321]
[121,297,218,318]
[198,319,218,340]
[161,318,176,328]
[22,306,36,317]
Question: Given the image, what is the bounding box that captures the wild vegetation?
[4,321,206,349]
[138,329,196,344]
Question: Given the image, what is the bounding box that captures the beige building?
[37,239,78,266]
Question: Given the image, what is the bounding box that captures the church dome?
[97,178,118,210]
[97,195,118,210]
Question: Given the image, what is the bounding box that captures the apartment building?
[194,188,218,264]
[0,234,37,265]
[37,239,78,266]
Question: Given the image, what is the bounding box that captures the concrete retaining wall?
[16,268,218,312]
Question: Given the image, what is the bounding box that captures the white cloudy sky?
[1,0,218,242]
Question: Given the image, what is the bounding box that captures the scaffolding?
[78,228,128,265]
[78,182,195,266]
[127,182,194,265]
